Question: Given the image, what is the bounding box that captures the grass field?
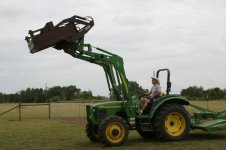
[0,100,226,150]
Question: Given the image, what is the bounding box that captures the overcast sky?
[0,0,226,96]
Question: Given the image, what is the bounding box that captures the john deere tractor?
[25,15,226,146]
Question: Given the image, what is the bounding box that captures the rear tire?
[86,123,100,142]
[99,116,129,146]
[152,103,190,141]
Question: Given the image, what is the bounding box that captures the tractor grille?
[98,109,107,120]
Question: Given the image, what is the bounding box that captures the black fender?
[149,96,189,119]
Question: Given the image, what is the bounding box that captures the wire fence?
[0,102,88,121]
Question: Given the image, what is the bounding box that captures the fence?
[0,102,87,121]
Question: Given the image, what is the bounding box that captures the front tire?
[86,123,100,142]
[99,116,129,146]
[152,103,190,141]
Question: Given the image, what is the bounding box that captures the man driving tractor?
[140,77,161,114]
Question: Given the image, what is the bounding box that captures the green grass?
[0,101,226,150]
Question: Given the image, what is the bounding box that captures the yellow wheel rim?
[105,122,125,143]
[164,112,186,136]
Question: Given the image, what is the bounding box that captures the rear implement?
[190,104,226,132]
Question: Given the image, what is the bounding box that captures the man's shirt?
[150,84,161,98]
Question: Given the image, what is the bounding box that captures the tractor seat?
[143,93,163,114]
[160,92,165,97]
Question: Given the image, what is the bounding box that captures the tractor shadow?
[77,131,226,149]
[187,131,226,140]
[126,130,226,146]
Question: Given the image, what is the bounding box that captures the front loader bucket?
[25,15,94,54]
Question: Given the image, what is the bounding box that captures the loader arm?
[25,15,129,101]
[59,38,129,100]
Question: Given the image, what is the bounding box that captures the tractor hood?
[92,101,124,109]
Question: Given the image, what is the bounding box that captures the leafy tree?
[181,86,226,100]
[224,89,226,99]
[204,88,224,100]
[75,90,93,99]
[0,92,3,103]
[47,85,80,101]
[48,86,62,98]
[61,85,80,100]
[0,85,82,103]
[181,86,204,98]
[128,81,144,96]
[109,80,144,100]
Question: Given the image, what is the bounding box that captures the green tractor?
[25,15,226,146]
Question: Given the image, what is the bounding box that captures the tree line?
[0,85,105,103]
[181,86,226,100]
[1,83,225,103]
[0,81,144,103]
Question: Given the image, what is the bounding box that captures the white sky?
[0,0,226,96]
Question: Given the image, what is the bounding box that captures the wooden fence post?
[79,104,81,117]
[48,102,51,120]
[19,103,21,121]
